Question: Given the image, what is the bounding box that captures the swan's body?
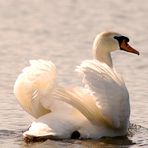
[14,31,139,139]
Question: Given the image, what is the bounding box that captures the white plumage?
[14,31,139,139]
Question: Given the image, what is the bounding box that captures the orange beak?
[120,39,140,55]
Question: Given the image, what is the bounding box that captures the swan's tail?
[14,60,57,118]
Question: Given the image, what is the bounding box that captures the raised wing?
[54,60,129,129]
[76,60,129,128]
[14,60,57,118]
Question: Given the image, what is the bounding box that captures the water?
[0,0,148,147]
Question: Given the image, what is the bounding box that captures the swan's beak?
[120,40,140,55]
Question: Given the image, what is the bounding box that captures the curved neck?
[93,50,113,68]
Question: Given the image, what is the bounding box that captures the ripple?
[7,123,147,147]
[0,129,22,140]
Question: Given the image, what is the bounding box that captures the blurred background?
[0,0,147,147]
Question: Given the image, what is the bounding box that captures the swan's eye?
[114,36,129,44]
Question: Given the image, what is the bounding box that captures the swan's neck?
[94,50,113,67]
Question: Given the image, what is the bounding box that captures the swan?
[14,31,140,140]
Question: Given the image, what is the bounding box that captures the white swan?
[14,31,139,140]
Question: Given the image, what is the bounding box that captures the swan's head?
[93,31,140,58]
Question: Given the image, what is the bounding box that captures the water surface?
[0,0,148,147]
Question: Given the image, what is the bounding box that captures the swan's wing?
[14,60,59,118]
[76,60,129,128]
[54,60,129,129]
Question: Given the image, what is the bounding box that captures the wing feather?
[54,60,129,129]
[54,87,114,129]
[14,60,57,118]
[76,60,129,128]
